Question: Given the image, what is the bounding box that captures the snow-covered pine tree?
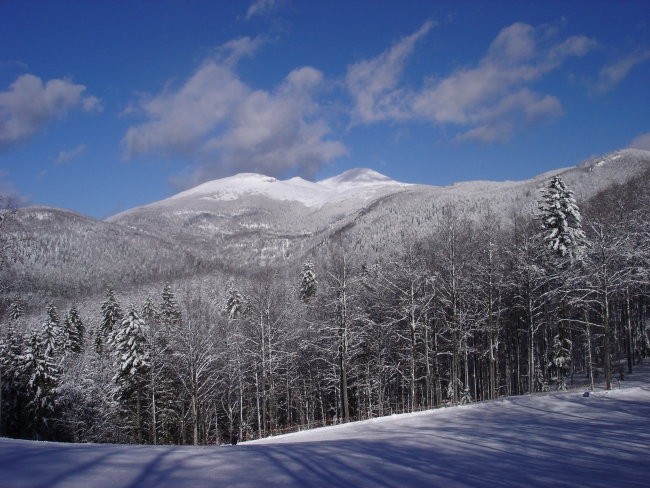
[109,309,150,398]
[550,333,572,390]
[1,324,30,437]
[160,283,181,329]
[299,262,317,302]
[97,289,122,352]
[141,297,157,325]
[108,308,150,443]
[63,305,84,354]
[538,175,587,260]
[41,303,62,358]
[8,297,24,321]
[20,331,60,437]
[224,283,244,320]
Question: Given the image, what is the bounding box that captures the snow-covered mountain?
[106,167,412,268]
[6,149,650,298]
[161,168,409,209]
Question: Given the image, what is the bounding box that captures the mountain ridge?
[109,148,650,220]
[4,148,649,299]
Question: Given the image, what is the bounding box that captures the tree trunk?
[192,390,199,445]
[410,322,417,411]
[528,294,535,394]
[136,390,142,444]
[626,287,633,375]
[151,386,157,445]
[603,291,612,391]
[339,344,350,422]
[585,314,594,391]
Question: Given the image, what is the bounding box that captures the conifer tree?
[21,331,60,437]
[8,298,24,321]
[538,175,586,260]
[109,309,150,398]
[224,284,244,320]
[160,283,181,329]
[299,262,317,302]
[97,289,122,353]
[550,332,572,390]
[41,303,62,358]
[63,305,84,354]
[109,308,150,443]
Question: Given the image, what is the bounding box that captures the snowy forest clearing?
[2,366,649,488]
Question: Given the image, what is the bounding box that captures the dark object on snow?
[583,391,590,398]
[231,432,239,446]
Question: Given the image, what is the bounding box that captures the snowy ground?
[2,367,650,487]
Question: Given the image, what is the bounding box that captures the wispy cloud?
[246,0,278,20]
[593,49,650,93]
[346,20,435,124]
[346,21,595,143]
[123,38,346,187]
[55,143,86,165]
[0,74,101,151]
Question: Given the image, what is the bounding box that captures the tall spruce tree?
[63,305,84,354]
[299,262,317,302]
[21,331,60,438]
[8,298,24,321]
[109,308,150,443]
[224,284,244,320]
[160,283,181,329]
[538,175,586,260]
[41,303,62,359]
[538,176,586,390]
[97,289,122,353]
[550,332,572,390]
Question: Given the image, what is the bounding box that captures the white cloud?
[55,143,86,165]
[216,36,266,66]
[202,67,345,181]
[0,74,100,150]
[123,42,346,187]
[246,0,278,20]
[346,22,594,143]
[123,61,248,158]
[414,23,592,142]
[630,132,650,151]
[346,20,435,123]
[594,49,650,93]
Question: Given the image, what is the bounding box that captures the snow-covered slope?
[2,366,649,487]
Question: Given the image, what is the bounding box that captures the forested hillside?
[0,150,648,445]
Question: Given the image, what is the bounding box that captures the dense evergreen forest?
[0,173,648,445]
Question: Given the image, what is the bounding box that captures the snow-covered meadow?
[2,366,649,487]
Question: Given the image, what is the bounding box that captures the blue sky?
[1,0,649,218]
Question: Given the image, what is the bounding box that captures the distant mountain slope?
[6,206,203,297]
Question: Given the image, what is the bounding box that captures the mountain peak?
[319,168,402,189]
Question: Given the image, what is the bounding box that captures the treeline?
[0,175,648,444]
